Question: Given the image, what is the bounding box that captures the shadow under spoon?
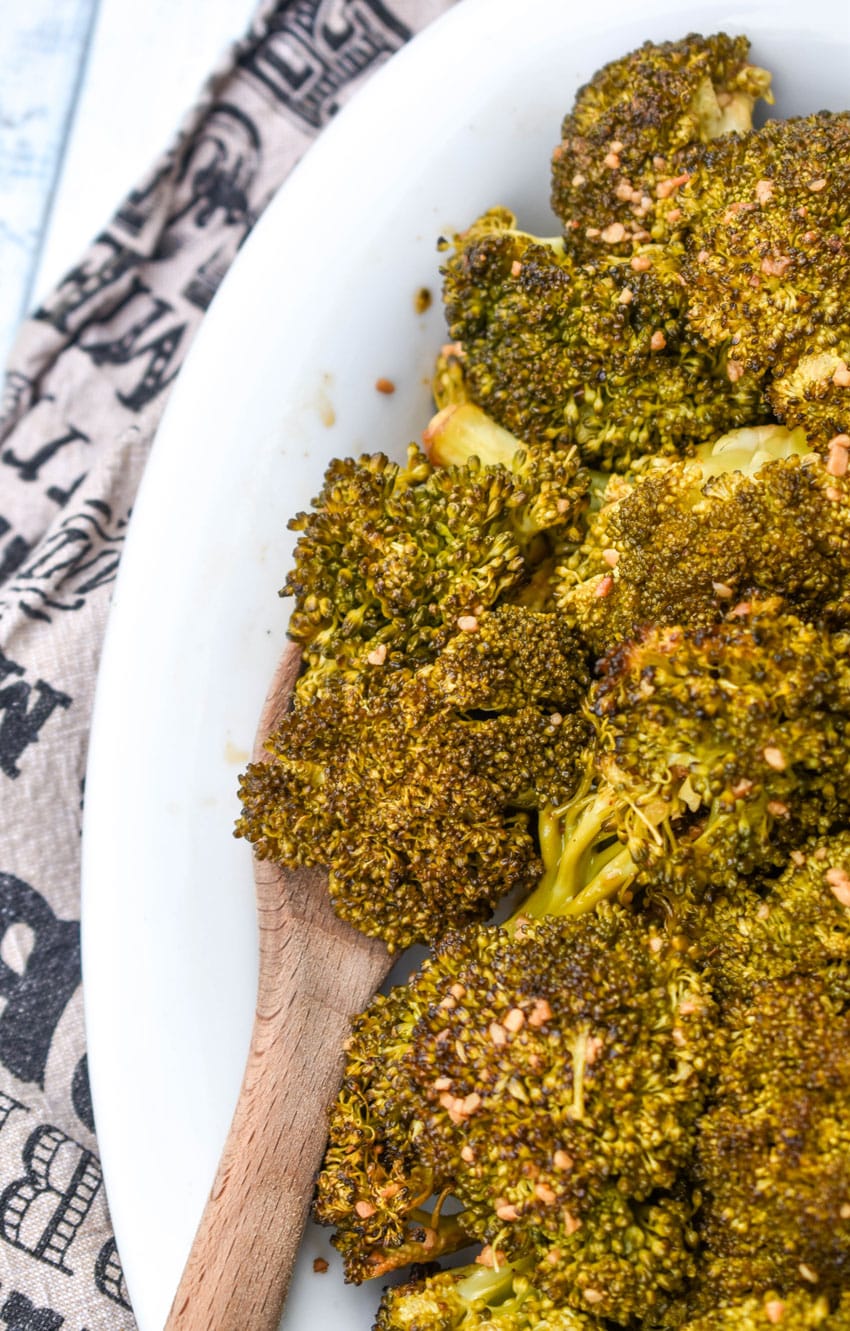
[165,639,392,1330]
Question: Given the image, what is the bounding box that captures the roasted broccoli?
[377,1272,850,1331]
[529,599,850,921]
[436,207,766,471]
[697,830,850,1003]
[236,604,590,950]
[239,407,596,951]
[694,975,850,1306]
[312,969,471,1282]
[374,1258,606,1330]
[769,356,850,454]
[550,33,772,259]
[241,30,850,1331]
[284,435,587,696]
[557,425,850,656]
[314,905,713,1322]
[669,111,850,450]
[455,43,849,469]
[679,114,850,383]
[672,1291,850,1330]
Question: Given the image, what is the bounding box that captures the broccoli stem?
[519,776,648,921]
[364,1208,473,1280]
[584,838,629,883]
[455,1260,524,1305]
[561,844,638,915]
[523,788,631,917]
[423,401,524,469]
[538,801,567,875]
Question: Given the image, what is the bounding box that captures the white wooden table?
[0,0,258,373]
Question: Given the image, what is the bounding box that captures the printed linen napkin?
[0,2,453,1325]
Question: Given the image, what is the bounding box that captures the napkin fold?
[0,1,452,1323]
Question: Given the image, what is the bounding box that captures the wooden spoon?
[165,640,392,1330]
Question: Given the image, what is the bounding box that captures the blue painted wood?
[0,0,99,372]
[0,0,261,371]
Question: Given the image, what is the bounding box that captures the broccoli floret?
[284,437,587,696]
[557,425,850,656]
[375,1258,604,1330]
[436,208,766,472]
[769,353,850,450]
[550,34,772,259]
[315,906,713,1322]
[236,604,591,950]
[528,1186,697,1321]
[680,115,850,377]
[673,112,850,448]
[674,1290,850,1330]
[695,975,850,1305]
[312,973,472,1282]
[527,600,850,921]
[421,401,592,605]
[698,831,850,1004]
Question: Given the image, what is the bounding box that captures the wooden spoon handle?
[165,863,388,1330]
[165,645,390,1330]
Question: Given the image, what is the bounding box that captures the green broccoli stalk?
[530,778,638,919]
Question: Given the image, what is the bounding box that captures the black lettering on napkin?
[0,654,71,781]
[0,1126,101,1275]
[0,1291,63,1330]
[0,874,80,1085]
